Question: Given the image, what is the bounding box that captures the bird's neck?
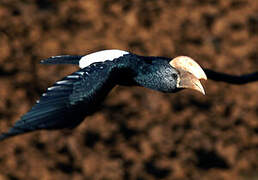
[111,54,141,86]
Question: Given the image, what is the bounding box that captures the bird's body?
[0,50,206,141]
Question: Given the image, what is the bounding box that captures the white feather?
[56,80,69,85]
[67,75,79,79]
[47,86,60,91]
[79,49,129,68]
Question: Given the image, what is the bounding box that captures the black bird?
[0,49,207,141]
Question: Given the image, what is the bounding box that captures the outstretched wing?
[0,61,116,141]
[40,50,130,68]
[41,55,83,65]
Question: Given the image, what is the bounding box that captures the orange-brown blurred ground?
[0,0,257,180]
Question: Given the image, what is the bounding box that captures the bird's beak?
[170,56,207,95]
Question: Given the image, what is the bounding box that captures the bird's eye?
[172,74,178,79]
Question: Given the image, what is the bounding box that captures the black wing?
[40,55,83,65]
[0,61,117,141]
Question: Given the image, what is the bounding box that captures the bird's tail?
[40,55,83,65]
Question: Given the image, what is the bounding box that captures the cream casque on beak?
[169,56,207,95]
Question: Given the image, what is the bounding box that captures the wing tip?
[40,55,83,65]
[40,57,56,64]
[0,127,29,141]
[40,59,46,64]
[0,132,12,141]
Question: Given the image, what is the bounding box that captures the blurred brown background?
[0,0,257,180]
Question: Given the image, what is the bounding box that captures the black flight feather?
[40,55,83,65]
[0,61,117,141]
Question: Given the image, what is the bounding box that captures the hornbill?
[1,49,254,141]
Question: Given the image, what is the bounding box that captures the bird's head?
[169,56,207,94]
[133,56,207,94]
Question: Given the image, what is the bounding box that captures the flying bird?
[0,49,207,141]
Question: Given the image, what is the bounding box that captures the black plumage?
[0,50,207,141]
[41,55,83,65]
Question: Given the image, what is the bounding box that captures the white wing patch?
[79,49,129,68]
